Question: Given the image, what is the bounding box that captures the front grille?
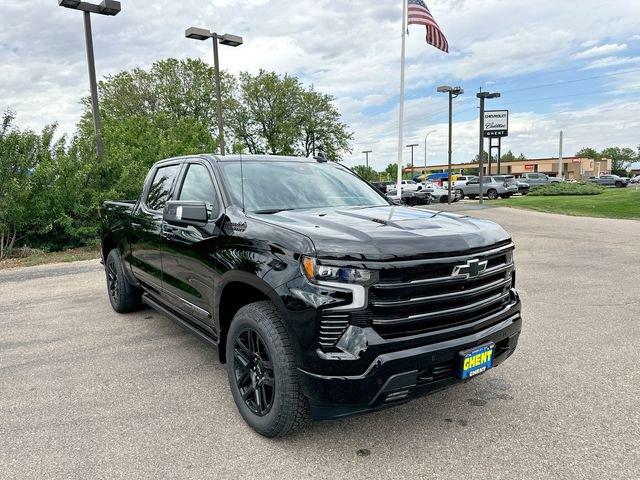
[318,313,350,347]
[366,243,514,339]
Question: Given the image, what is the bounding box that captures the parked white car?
[420,183,462,203]
[452,175,477,190]
[399,179,420,192]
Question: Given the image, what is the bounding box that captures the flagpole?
[396,0,408,199]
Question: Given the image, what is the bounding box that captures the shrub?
[528,182,605,196]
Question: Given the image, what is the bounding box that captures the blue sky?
[1,0,639,171]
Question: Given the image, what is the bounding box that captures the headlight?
[302,256,372,285]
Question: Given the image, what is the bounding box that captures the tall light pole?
[423,130,436,168]
[437,86,464,204]
[58,1,122,160]
[477,90,500,205]
[186,27,243,155]
[406,143,419,177]
[362,150,372,169]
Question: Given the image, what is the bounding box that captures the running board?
[142,293,219,346]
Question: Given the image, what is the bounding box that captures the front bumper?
[298,303,522,420]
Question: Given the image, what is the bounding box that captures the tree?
[0,59,355,257]
[384,163,398,181]
[227,70,352,159]
[600,147,637,174]
[575,147,601,160]
[0,112,65,257]
[500,150,516,162]
[351,165,378,182]
[473,150,489,163]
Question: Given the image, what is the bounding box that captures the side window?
[178,163,217,210]
[146,164,181,211]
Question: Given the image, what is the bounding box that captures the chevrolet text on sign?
[483,110,508,137]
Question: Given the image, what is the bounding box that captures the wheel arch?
[215,273,288,364]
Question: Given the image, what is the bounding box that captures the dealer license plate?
[459,343,495,379]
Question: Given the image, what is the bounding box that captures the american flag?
[407,0,449,53]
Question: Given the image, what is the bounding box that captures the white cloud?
[574,43,628,59]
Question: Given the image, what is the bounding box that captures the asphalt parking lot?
[1,207,639,479]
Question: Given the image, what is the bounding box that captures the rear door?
[465,178,480,195]
[160,159,223,328]
[129,161,183,292]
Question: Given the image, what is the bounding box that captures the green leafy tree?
[500,150,516,162]
[351,165,378,182]
[575,147,601,160]
[600,147,637,174]
[227,70,352,159]
[384,163,398,181]
[473,150,489,162]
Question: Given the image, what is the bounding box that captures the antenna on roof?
[314,145,328,163]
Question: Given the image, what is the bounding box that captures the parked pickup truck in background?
[518,172,562,186]
[100,154,522,437]
[588,175,629,188]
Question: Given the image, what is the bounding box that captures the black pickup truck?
[100,154,522,437]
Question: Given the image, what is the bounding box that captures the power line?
[499,67,640,95]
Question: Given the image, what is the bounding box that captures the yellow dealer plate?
[459,343,495,379]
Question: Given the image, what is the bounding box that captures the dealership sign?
[483,110,509,138]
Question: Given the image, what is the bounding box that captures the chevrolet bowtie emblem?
[452,258,488,278]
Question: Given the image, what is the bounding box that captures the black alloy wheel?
[105,249,142,313]
[107,256,119,304]
[233,328,275,417]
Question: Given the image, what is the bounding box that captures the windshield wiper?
[252,208,294,214]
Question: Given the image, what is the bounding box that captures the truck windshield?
[219,160,389,213]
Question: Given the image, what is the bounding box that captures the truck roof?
[212,154,317,163]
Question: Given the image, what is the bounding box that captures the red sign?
[524,164,535,171]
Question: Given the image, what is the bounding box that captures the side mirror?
[163,201,209,227]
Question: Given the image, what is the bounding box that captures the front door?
[160,160,222,329]
[129,162,182,292]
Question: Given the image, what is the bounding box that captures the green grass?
[499,187,640,220]
[0,246,100,270]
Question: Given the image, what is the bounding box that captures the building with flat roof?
[407,157,611,180]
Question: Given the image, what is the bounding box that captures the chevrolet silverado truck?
[100,154,522,437]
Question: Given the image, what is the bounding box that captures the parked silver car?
[456,176,519,200]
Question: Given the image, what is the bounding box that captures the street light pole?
[406,143,419,176]
[211,33,225,155]
[423,130,436,168]
[186,27,243,156]
[58,1,122,160]
[437,86,463,204]
[476,90,500,205]
[83,11,104,159]
[362,150,372,169]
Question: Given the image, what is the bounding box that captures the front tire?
[487,189,499,200]
[226,301,311,437]
[105,249,142,313]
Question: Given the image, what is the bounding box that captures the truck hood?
[256,206,511,261]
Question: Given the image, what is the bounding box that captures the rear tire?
[226,301,311,438]
[455,189,464,199]
[105,249,142,313]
